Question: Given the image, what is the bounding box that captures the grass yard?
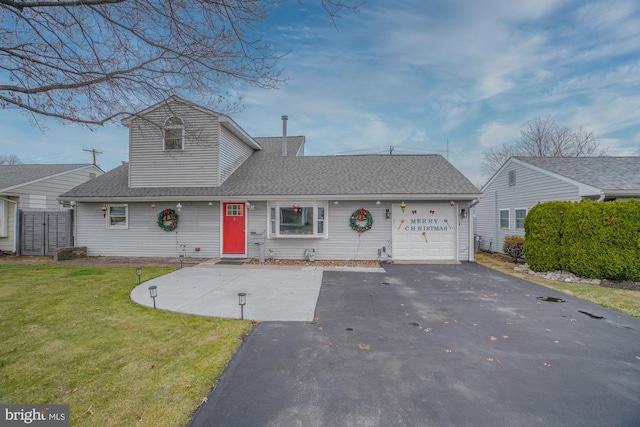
[475,252,640,318]
[0,264,252,426]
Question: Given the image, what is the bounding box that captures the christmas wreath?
[350,208,373,233]
[157,208,179,231]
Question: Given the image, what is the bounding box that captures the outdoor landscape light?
[148,285,158,309]
[238,292,247,320]
[136,267,142,284]
[179,254,184,268]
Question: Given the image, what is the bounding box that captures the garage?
[392,203,457,261]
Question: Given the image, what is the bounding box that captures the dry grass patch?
[0,265,251,426]
[475,252,640,318]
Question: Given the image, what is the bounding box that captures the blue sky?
[2,0,639,185]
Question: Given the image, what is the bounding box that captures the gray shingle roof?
[61,138,481,200]
[516,157,640,192]
[0,164,96,192]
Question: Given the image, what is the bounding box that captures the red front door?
[223,202,246,254]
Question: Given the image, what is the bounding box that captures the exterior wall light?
[101,203,107,217]
[238,292,247,320]
[151,203,156,209]
[148,285,158,309]
[176,202,182,212]
[460,208,467,218]
[386,209,391,219]
[400,201,406,212]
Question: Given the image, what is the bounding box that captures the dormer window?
[164,116,184,150]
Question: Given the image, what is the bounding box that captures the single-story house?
[475,156,640,253]
[0,164,104,254]
[60,96,482,262]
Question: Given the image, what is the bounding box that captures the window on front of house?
[164,116,184,150]
[268,202,328,238]
[107,204,128,229]
[499,209,510,229]
[515,208,527,229]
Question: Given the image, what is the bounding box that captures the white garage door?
[392,203,457,260]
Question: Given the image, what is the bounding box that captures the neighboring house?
[60,96,482,262]
[0,164,104,254]
[475,156,640,253]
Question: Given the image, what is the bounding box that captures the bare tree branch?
[0,0,360,126]
[481,116,607,179]
[0,154,21,165]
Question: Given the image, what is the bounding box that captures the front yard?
[475,252,640,318]
[0,264,251,427]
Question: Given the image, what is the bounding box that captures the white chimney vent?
[282,115,288,156]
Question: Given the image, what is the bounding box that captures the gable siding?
[9,167,102,210]
[219,127,255,183]
[75,202,220,258]
[475,162,581,253]
[128,100,219,188]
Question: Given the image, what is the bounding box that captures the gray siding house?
[0,164,104,254]
[61,97,482,262]
[475,156,640,253]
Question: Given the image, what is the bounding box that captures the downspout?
[1,197,18,254]
[597,191,605,202]
[467,198,481,261]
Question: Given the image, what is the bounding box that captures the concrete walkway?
[130,260,385,321]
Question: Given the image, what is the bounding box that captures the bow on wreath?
[350,208,373,233]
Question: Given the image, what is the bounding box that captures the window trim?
[515,208,527,229]
[163,116,184,150]
[106,204,129,229]
[499,209,510,229]
[267,201,328,238]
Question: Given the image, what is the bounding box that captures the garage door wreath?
[350,208,373,233]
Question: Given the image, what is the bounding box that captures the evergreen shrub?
[523,201,572,271]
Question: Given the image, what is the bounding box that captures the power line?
[83,148,103,165]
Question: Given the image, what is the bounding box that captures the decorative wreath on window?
[350,208,373,233]
[157,208,179,231]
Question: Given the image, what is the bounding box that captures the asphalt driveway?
[188,262,640,427]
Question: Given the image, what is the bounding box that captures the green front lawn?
[0,265,251,426]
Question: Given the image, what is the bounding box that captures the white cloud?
[476,122,520,149]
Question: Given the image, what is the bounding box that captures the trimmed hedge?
[523,201,572,271]
[524,199,640,281]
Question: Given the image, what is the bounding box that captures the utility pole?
[389,145,394,155]
[83,148,103,165]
